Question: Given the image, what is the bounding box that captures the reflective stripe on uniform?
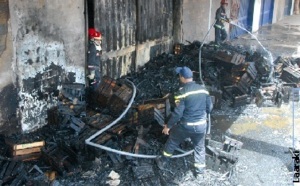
[174,89,209,100]
[194,163,206,168]
[163,151,172,157]
[187,120,207,126]
[88,65,100,69]
[214,24,225,30]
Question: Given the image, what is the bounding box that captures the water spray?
[228,21,275,82]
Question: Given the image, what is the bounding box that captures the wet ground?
[221,14,300,186]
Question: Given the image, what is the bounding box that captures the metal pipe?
[85,78,194,158]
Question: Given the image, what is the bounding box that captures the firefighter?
[214,0,230,47]
[156,66,213,179]
[87,28,102,90]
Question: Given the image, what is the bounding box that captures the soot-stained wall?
[9,0,85,132]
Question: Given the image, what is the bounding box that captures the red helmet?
[88,28,102,40]
[88,28,96,39]
[221,0,228,4]
[93,31,102,40]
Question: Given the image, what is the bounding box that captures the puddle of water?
[261,115,291,129]
[213,115,260,135]
[230,120,259,135]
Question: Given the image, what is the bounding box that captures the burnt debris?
[0,41,299,185]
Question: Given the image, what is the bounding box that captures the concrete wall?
[273,0,285,22]
[8,0,85,132]
[181,0,230,44]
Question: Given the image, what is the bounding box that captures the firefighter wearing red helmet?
[221,0,228,5]
[214,0,230,47]
[87,28,102,89]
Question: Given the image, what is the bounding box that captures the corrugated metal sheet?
[94,0,137,79]
[136,0,173,43]
[94,0,136,52]
[94,0,174,79]
[102,53,135,79]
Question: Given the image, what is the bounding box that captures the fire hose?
[85,78,194,159]
[199,19,216,85]
[85,21,221,159]
[85,20,217,159]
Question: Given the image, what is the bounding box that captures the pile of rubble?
[125,41,300,108]
[1,41,300,185]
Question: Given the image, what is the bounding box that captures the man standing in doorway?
[87,28,102,90]
[86,28,102,109]
[214,0,230,47]
[156,66,213,179]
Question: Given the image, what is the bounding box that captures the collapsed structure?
[0,41,299,185]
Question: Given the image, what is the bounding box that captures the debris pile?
[1,41,299,185]
[123,42,299,108]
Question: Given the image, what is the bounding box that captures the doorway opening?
[87,0,94,28]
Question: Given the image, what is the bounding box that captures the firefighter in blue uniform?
[86,28,102,109]
[87,28,102,90]
[156,66,213,179]
[214,0,229,46]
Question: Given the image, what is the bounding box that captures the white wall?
[181,0,226,44]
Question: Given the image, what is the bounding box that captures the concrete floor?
[213,14,300,185]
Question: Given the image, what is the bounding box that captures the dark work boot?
[195,168,205,181]
[155,156,168,170]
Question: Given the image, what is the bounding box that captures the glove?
[87,70,95,80]
[221,17,230,23]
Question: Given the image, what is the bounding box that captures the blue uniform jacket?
[87,41,101,67]
[215,6,227,29]
[167,81,213,129]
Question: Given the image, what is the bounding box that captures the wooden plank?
[12,152,41,161]
[13,141,45,150]
[13,147,41,156]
